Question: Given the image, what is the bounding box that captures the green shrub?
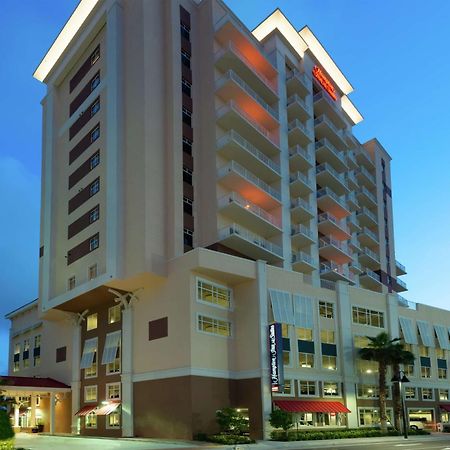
[207,434,255,444]
[269,410,293,433]
[216,408,248,435]
[0,410,14,442]
[0,439,14,450]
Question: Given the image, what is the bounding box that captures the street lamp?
[391,370,410,439]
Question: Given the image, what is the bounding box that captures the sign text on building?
[312,65,337,101]
[269,323,284,392]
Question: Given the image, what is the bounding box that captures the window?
[323,382,339,396]
[352,306,384,328]
[84,385,97,403]
[91,72,100,91]
[108,305,121,324]
[90,179,100,196]
[404,363,414,377]
[197,279,231,309]
[13,361,20,372]
[89,206,99,224]
[184,228,193,247]
[90,46,100,66]
[322,355,337,371]
[106,346,121,375]
[85,412,97,429]
[107,410,121,429]
[88,264,97,280]
[91,125,100,142]
[89,234,99,251]
[183,137,192,155]
[68,276,76,290]
[320,330,335,344]
[90,152,100,170]
[357,384,380,399]
[106,383,121,400]
[436,348,446,359]
[197,315,231,337]
[182,107,192,126]
[419,345,429,357]
[182,78,191,96]
[359,408,381,426]
[181,50,191,68]
[357,359,378,374]
[354,335,370,348]
[296,328,313,341]
[183,166,193,184]
[439,389,449,401]
[281,379,292,395]
[183,196,193,215]
[422,388,434,400]
[34,335,41,367]
[91,98,100,116]
[281,324,290,366]
[85,356,97,379]
[319,301,334,319]
[439,368,447,379]
[299,353,314,368]
[13,343,20,372]
[86,313,98,331]
[404,387,417,400]
[299,380,316,396]
[180,23,190,40]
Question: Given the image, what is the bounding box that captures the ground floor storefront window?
[293,412,347,427]
[358,408,393,426]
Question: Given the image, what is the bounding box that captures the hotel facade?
[5,0,450,440]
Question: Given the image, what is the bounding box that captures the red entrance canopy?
[96,402,120,416]
[440,404,450,412]
[74,405,97,417]
[274,400,350,413]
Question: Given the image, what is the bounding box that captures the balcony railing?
[357,206,378,224]
[357,166,376,184]
[319,236,350,254]
[292,251,315,266]
[216,101,279,147]
[291,224,314,240]
[218,161,281,201]
[361,246,380,263]
[288,119,314,140]
[290,171,314,189]
[360,186,377,204]
[396,260,406,273]
[317,187,347,208]
[349,260,362,271]
[320,261,352,279]
[315,138,346,165]
[314,115,345,139]
[291,198,315,214]
[286,69,309,91]
[348,213,360,229]
[215,42,278,93]
[357,145,374,166]
[316,163,348,187]
[216,70,279,119]
[219,223,283,257]
[346,171,358,186]
[217,130,280,174]
[350,236,361,250]
[396,278,407,289]
[289,145,313,164]
[218,192,281,228]
[360,227,379,243]
[287,94,311,112]
[318,212,350,234]
[313,91,343,115]
[361,268,381,282]
[347,151,357,166]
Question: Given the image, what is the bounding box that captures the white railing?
[217,130,280,174]
[315,138,346,164]
[349,260,362,271]
[320,279,336,291]
[346,171,358,185]
[320,261,350,278]
[317,187,347,208]
[286,69,310,89]
[320,236,350,254]
[292,251,315,266]
[396,260,406,273]
[348,213,360,228]
[216,70,279,119]
[288,119,313,140]
[291,198,314,214]
[218,192,281,228]
[313,91,341,112]
[218,161,281,201]
[360,227,379,243]
[316,163,348,187]
[357,145,374,166]
[216,101,279,147]
[347,151,357,166]
[361,247,380,263]
[357,206,378,223]
[318,212,349,234]
[215,42,278,93]
[357,166,376,184]
[289,145,313,164]
[219,223,283,257]
[361,268,381,282]
[314,115,345,139]
[287,94,311,113]
[290,171,314,189]
[360,186,377,204]
[291,224,314,239]
[350,236,361,250]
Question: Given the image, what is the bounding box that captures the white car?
[409,420,425,430]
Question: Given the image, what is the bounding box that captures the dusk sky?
[0,0,449,375]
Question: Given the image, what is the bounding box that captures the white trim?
[106,381,121,401]
[297,379,319,397]
[196,313,232,338]
[195,276,233,311]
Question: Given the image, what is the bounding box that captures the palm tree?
[359,332,401,432]
[390,343,415,431]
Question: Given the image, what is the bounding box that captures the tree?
[269,409,293,437]
[390,343,415,431]
[359,332,401,433]
[0,380,14,449]
[215,408,248,435]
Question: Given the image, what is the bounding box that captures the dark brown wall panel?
[56,347,67,363]
[183,182,193,200]
[69,123,100,165]
[183,213,194,231]
[181,65,192,84]
[68,205,99,239]
[182,152,193,171]
[148,317,168,341]
[179,6,191,28]
[182,92,193,111]
[69,151,99,189]
[70,45,100,93]
[68,178,99,214]
[181,36,192,55]
[69,97,99,140]
[182,123,193,141]
[70,71,100,116]
[67,233,98,265]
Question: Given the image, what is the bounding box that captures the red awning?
[274,400,350,413]
[440,404,450,412]
[75,405,97,417]
[96,402,121,416]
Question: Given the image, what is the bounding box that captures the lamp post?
[391,370,410,439]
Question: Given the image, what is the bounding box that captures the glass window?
[197,315,231,337]
[404,363,414,377]
[436,348,445,359]
[89,207,99,224]
[181,50,190,68]
[282,324,290,366]
[89,235,99,251]
[319,301,334,319]
[282,379,292,395]
[184,228,193,247]
[352,306,384,328]
[91,72,100,91]
[320,330,335,344]
[85,412,97,429]
[296,328,313,341]
[354,335,370,348]
[439,368,447,379]
[90,152,100,170]
[421,366,431,378]
[87,313,98,331]
[90,179,100,196]
[357,384,380,399]
[299,352,314,368]
[357,359,378,374]
[404,387,417,400]
[182,107,192,126]
[183,196,193,215]
[90,46,100,66]
[84,385,97,403]
[85,359,97,379]
[107,383,121,400]
[299,380,316,396]
[197,279,231,309]
[68,276,76,290]
[439,389,449,400]
[322,355,337,371]
[107,411,121,429]
[181,78,191,96]
[91,125,100,142]
[422,388,434,400]
[359,408,380,426]
[91,98,100,116]
[323,382,339,396]
[419,345,429,357]
[34,335,41,348]
[108,305,121,324]
[88,264,97,280]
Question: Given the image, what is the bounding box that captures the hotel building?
[4,0,450,440]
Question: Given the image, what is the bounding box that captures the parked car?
[409,419,425,430]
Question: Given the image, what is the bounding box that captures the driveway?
[14,433,202,450]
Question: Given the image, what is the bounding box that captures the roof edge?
[5,299,38,320]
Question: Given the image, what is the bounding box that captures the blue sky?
[0,0,449,374]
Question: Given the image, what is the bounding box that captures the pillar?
[71,316,82,434]
[121,304,134,437]
[14,398,20,428]
[49,393,55,435]
[30,395,37,427]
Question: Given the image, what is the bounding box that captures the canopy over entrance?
[274,399,350,413]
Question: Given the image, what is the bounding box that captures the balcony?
[290,171,314,196]
[359,246,380,269]
[347,213,361,232]
[345,171,358,190]
[315,138,348,172]
[218,223,283,264]
[313,91,347,129]
[291,224,315,247]
[349,260,363,274]
[214,42,278,103]
[316,187,350,219]
[349,236,362,252]
[288,119,313,146]
[287,94,312,122]
[291,198,315,222]
[316,163,349,196]
[317,212,351,240]
[356,166,376,187]
[218,192,281,237]
[357,186,377,208]
[292,251,316,273]
[286,69,310,97]
[343,128,358,149]
[217,130,280,183]
[356,146,374,168]
[319,236,352,264]
[346,192,360,210]
[347,151,358,169]
[392,277,407,293]
[357,206,378,227]
[314,115,347,150]
[289,145,314,171]
[320,262,355,284]
[216,101,279,156]
[360,268,382,291]
[396,260,407,276]
[215,70,279,129]
[358,227,379,247]
[217,161,281,209]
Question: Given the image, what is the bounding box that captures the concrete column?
[121,306,134,437]
[256,260,271,439]
[335,281,358,428]
[49,393,55,435]
[30,395,37,427]
[71,317,82,434]
[13,398,20,428]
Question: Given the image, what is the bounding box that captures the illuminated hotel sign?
[269,323,284,392]
[313,65,337,101]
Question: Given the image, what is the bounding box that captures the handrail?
[356,166,376,184]
[395,260,406,272]
[360,227,379,242]
[320,236,350,254]
[291,224,314,239]
[288,119,313,139]
[289,145,313,163]
[318,212,349,233]
[362,268,381,281]
[315,138,346,164]
[361,247,380,262]
[357,206,378,223]
[286,69,310,88]
[360,186,377,203]
[314,115,345,138]
[317,187,347,207]
[316,163,348,187]
[287,94,311,112]
[292,251,315,266]
[290,171,314,188]
[291,198,314,213]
